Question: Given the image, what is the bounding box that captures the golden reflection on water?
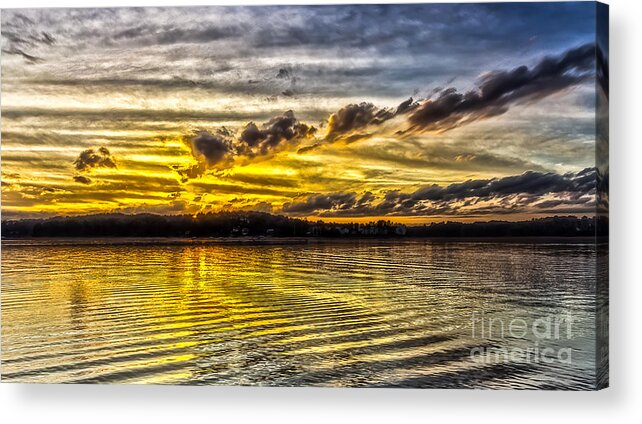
[2,240,598,388]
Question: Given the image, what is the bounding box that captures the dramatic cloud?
[185,130,234,167]
[73,175,92,185]
[173,129,235,181]
[406,43,596,133]
[238,110,316,156]
[175,111,315,180]
[74,147,117,172]
[294,43,597,156]
[282,192,358,214]
[325,98,417,142]
[384,167,596,206]
[282,168,597,217]
[296,43,596,152]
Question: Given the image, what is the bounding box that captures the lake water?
[1,239,599,389]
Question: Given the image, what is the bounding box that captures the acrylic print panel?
[0,2,608,390]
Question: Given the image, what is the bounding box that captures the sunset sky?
[1,3,601,222]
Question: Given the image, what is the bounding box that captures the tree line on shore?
[0,212,606,238]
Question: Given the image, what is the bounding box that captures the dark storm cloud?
[74,147,117,172]
[406,43,596,133]
[282,168,596,217]
[282,191,382,216]
[323,98,417,142]
[175,111,316,180]
[185,130,234,167]
[325,103,388,140]
[174,129,235,181]
[395,97,418,114]
[386,167,596,206]
[239,110,316,156]
[302,43,595,147]
[173,163,207,182]
[295,97,418,153]
[73,175,92,185]
[326,102,384,140]
[282,192,359,214]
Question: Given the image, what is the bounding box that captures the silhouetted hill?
[1,212,606,238]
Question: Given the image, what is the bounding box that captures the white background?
[1,0,640,422]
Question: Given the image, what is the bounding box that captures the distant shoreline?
[1,236,603,247]
[1,212,606,240]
